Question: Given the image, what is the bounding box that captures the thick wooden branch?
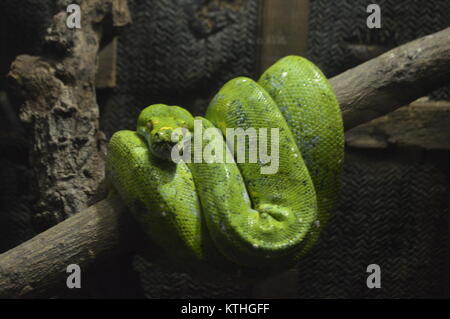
[1,27,449,298]
[0,195,125,298]
[332,27,450,130]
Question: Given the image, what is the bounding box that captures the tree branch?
[0,195,125,298]
[332,27,450,130]
[1,27,449,298]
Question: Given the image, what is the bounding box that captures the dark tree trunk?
[8,0,131,230]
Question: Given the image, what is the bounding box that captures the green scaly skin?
[106,56,344,279]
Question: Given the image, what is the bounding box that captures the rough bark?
[0,194,125,298]
[1,26,450,298]
[8,0,131,230]
[346,100,450,150]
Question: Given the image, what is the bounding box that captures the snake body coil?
[107,56,344,279]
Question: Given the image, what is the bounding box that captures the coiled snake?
[107,56,344,279]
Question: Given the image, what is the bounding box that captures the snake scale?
[106,56,344,280]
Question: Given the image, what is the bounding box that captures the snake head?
[137,105,194,161]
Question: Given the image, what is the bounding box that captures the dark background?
[0,0,449,298]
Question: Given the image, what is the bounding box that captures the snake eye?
[146,121,153,131]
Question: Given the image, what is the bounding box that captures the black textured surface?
[296,149,450,298]
[300,1,450,297]
[0,156,35,253]
[133,256,253,299]
[100,0,260,138]
[306,0,450,100]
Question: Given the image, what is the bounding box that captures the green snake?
[106,56,344,279]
